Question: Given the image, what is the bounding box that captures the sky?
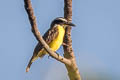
[0,0,120,80]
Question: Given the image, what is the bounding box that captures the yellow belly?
[49,26,65,51]
[39,26,65,57]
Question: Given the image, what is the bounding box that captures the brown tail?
[26,56,34,72]
[26,54,45,72]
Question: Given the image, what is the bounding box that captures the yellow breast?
[49,25,65,51]
[38,25,65,57]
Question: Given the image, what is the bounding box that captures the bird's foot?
[48,55,51,59]
[55,51,60,57]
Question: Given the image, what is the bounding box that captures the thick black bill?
[66,22,76,27]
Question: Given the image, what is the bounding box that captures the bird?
[26,17,75,72]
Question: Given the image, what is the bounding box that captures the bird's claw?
[48,55,50,59]
[55,51,59,57]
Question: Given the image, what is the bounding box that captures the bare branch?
[63,0,81,80]
[24,0,71,66]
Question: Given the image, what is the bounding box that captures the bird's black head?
[50,17,75,28]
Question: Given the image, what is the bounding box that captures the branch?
[24,0,71,66]
[63,0,81,80]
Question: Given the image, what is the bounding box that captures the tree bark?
[63,0,81,80]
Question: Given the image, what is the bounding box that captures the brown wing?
[33,26,59,56]
[26,27,59,72]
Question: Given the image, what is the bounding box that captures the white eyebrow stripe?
[55,18,67,22]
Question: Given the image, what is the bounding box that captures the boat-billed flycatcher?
[26,17,75,72]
